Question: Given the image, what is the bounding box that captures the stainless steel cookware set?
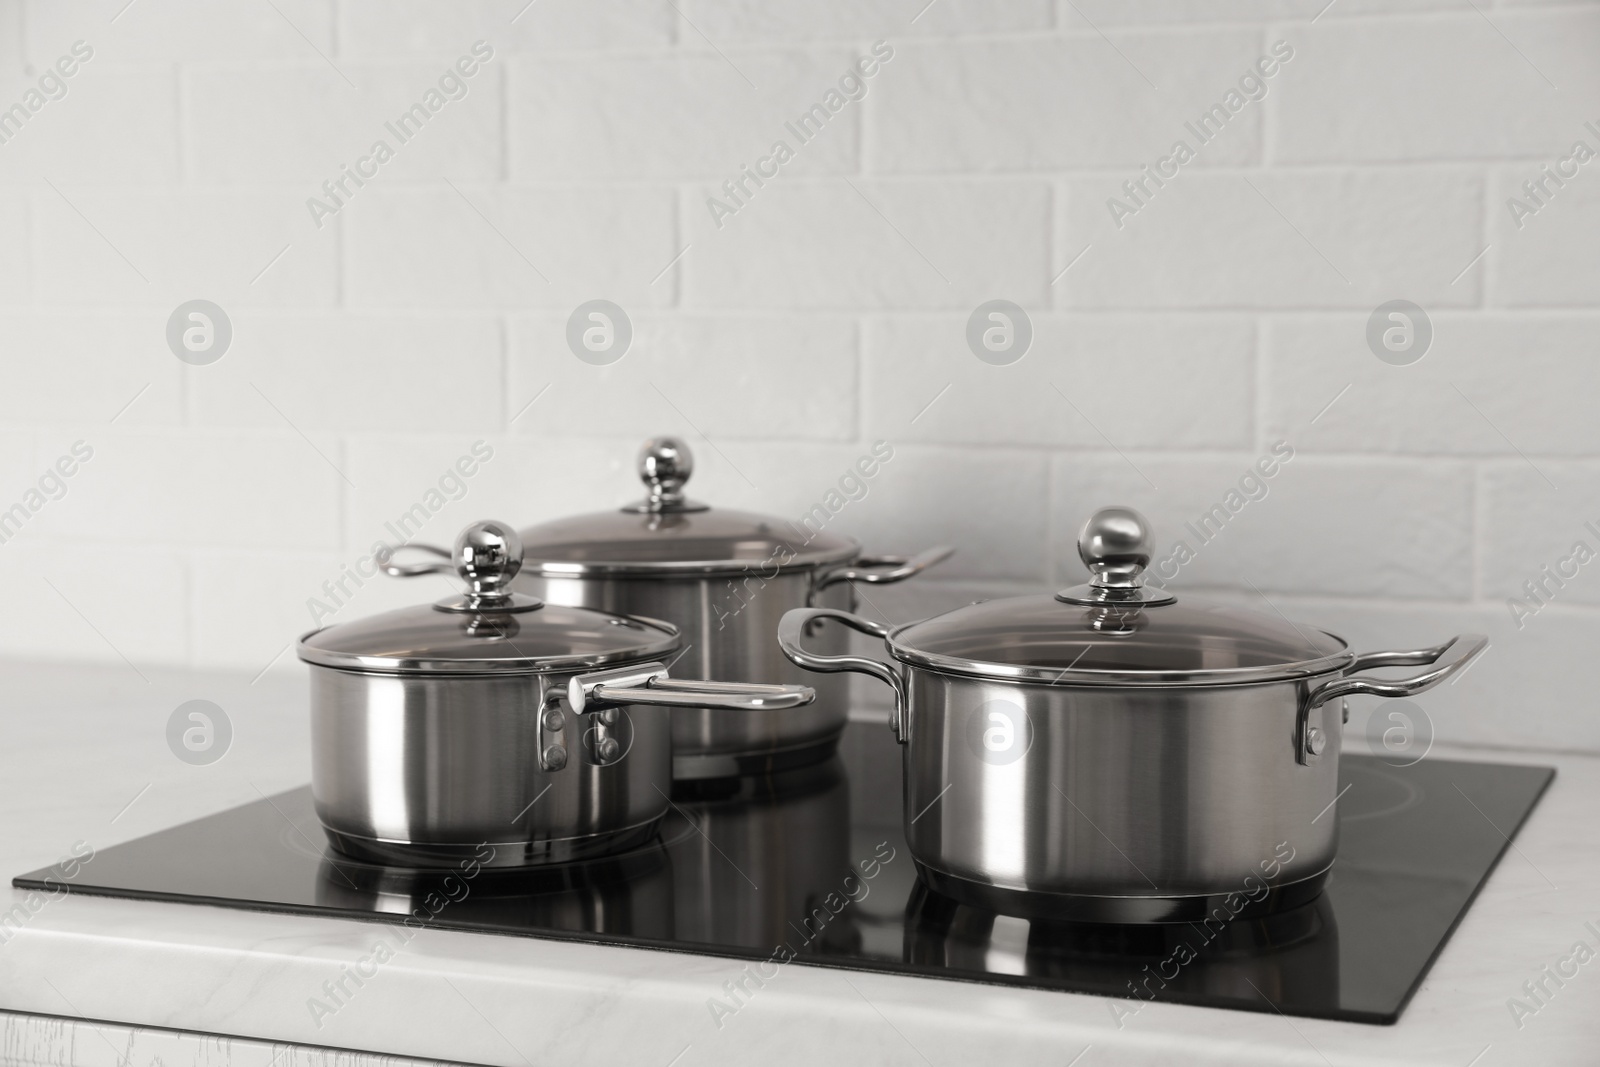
[295,440,1486,925]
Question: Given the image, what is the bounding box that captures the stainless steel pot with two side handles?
[778,506,1486,923]
[396,437,951,780]
[298,520,813,868]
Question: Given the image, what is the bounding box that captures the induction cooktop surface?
[14,722,1552,1024]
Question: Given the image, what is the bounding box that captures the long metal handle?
[1294,634,1488,766]
[379,542,452,578]
[568,663,813,715]
[778,608,908,744]
[813,545,954,594]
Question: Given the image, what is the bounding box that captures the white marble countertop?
[0,659,1595,1067]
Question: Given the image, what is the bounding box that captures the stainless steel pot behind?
[491,437,951,780]
[779,506,1487,923]
[301,521,813,869]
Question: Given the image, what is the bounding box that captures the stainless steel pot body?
[310,665,672,868]
[518,570,857,778]
[779,607,1485,923]
[899,668,1341,914]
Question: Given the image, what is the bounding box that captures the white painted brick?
[1061,0,1470,23]
[0,4,19,72]
[684,179,1051,309]
[1263,314,1600,456]
[189,314,502,434]
[1492,10,1600,105]
[864,313,1256,449]
[509,314,857,441]
[339,0,674,55]
[0,196,29,304]
[25,0,334,63]
[1272,16,1586,163]
[0,65,178,183]
[1049,454,1475,599]
[342,186,678,310]
[672,442,1051,582]
[508,50,859,181]
[833,445,1050,581]
[31,188,339,308]
[0,543,187,667]
[1490,164,1600,306]
[870,31,1266,173]
[681,0,1054,41]
[30,431,342,550]
[1480,461,1600,607]
[186,61,502,184]
[0,433,75,550]
[192,549,374,672]
[342,435,626,550]
[0,435,40,520]
[1057,170,1484,309]
[0,314,182,426]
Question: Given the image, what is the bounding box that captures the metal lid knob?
[623,436,709,514]
[379,520,544,614]
[1056,506,1175,607]
[456,519,521,593]
[438,520,544,613]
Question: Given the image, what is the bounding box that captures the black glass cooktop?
[15,724,1552,1025]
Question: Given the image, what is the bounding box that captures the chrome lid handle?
[1056,506,1176,607]
[622,436,710,514]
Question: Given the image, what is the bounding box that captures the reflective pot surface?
[780,597,1484,923]
[314,840,676,939]
[310,666,672,868]
[521,571,856,779]
[502,437,951,780]
[904,878,1340,1004]
[899,668,1341,921]
[669,756,855,950]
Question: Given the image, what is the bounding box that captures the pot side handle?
[778,608,908,744]
[812,545,954,596]
[1295,634,1488,766]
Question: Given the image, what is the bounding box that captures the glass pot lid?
[297,521,679,675]
[516,437,859,577]
[887,506,1352,686]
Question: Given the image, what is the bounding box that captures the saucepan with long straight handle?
[299,520,812,869]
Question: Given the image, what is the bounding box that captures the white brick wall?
[0,0,1596,753]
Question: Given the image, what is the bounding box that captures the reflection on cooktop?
[13,725,1552,1024]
